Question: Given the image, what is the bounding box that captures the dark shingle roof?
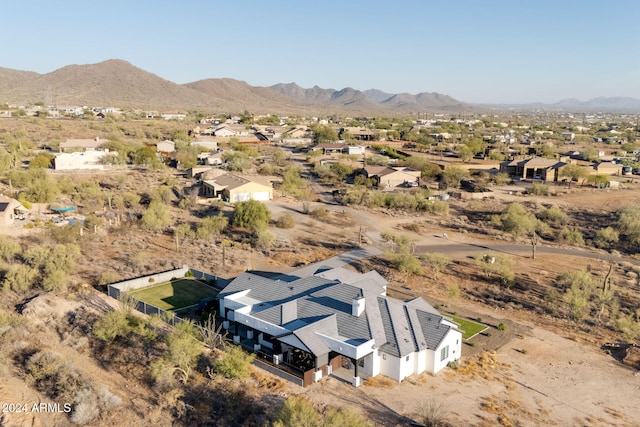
[220,267,454,358]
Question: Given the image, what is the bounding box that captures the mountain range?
[0,59,637,114]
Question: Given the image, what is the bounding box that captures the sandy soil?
[297,310,640,427]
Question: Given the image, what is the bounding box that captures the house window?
[406,355,410,362]
[382,354,386,360]
[358,358,365,368]
[440,345,449,361]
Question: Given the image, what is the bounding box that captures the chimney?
[281,300,297,324]
[352,294,365,317]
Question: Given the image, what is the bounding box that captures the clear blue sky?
[3,0,640,104]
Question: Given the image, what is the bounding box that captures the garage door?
[232,193,250,203]
[252,192,270,201]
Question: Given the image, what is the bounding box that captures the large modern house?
[217,266,462,386]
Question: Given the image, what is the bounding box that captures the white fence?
[106,265,190,300]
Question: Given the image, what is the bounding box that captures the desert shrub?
[93,310,156,342]
[558,227,585,246]
[447,283,461,298]
[309,208,329,219]
[525,183,549,196]
[26,351,82,401]
[2,264,38,292]
[558,270,593,320]
[323,407,371,427]
[615,313,640,341]
[71,384,121,425]
[537,205,568,225]
[497,323,507,331]
[475,253,516,286]
[42,269,69,292]
[491,202,538,238]
[233,199,271,232]
[594,226,619,248]
[152,320,202,384]
[273,396,321,427]
[254,230,275,250]
[617,205,640,245]
[422,253,451,279]
[98,271,119,286]
[416,397,448,427]
[403,223,420,233]
[140,200,172,230]
[0,235,21,262]
[196,213,229,239]
[212,344,255,379]
[275,213,295,229]
[0,308,18,333]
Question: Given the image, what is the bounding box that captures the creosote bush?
[212,344,255,379]
[275,213,295,229]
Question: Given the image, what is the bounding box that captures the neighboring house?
[345,145,366,155]
[311,143,346,155]
[214,124,251,137]
[161,112,186,121]
[340,127,377,141]
[213,126,237,137]
[59,137,103,152]
[217,266,462,387]
[187,166,214,179]
[0,195,27,226]
[202,173,273,202]
[62,106,85,116]
[499,157,567,181]
[154,140,176,154]
[192,139,219,151]
[54,150,116,170]
[594,161,623,176]
[0,111,12,118]
[357,166,421,188]
[284,127,311,139]
[198,150,224,166]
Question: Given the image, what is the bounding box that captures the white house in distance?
[217,266,462,387]
[54,150,116,170]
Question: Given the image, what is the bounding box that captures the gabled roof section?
[203,173,251,190]
[293,314,338,356]
[415,310,452,350]
[219,268,457,359]
[314,267,387,295]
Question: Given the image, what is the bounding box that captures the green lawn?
[448,316,488,340]
[130,278,219,311]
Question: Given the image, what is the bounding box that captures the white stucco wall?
[432,329,462,374]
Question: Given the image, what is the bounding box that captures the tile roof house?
[59,137,103,152]
[357,166,421,188]
[499,157,567,181]
[217,266,462,387]
[201,173,273,202]
[594,161,623,175]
